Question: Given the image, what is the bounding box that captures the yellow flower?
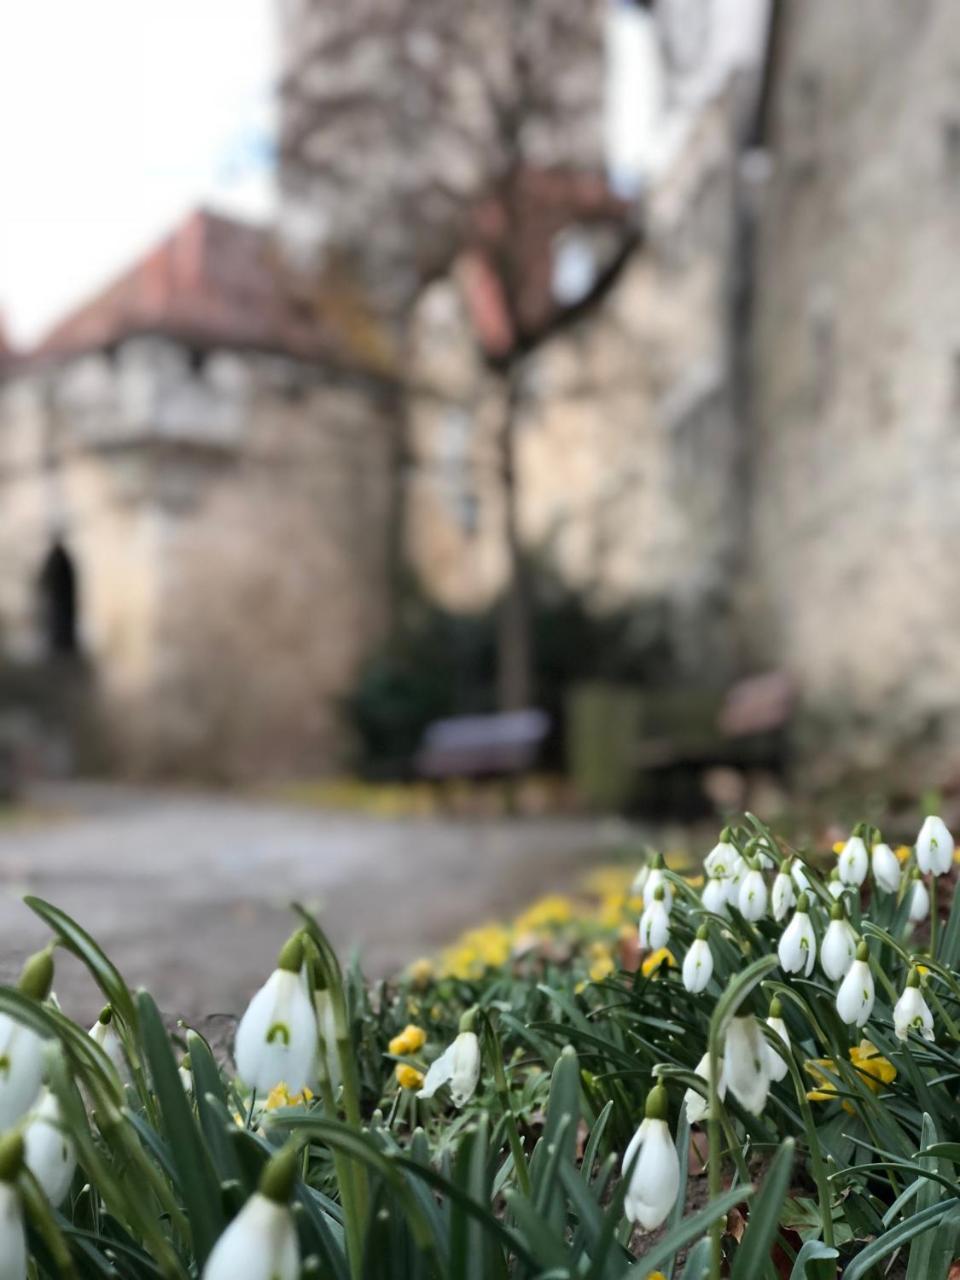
[513,895,575,934]
[395,1063,425,1090]
[646,1273,668,1280]
[582,867,634,898]
[805,1042,895,1109]
[439,922,512,979]
[685,873,705,889]
[641,947,676,978]
[895,845,912,863]
[587,942,615,983]
[832,840,845,855]
[849,1040,896,1089]
[263,1082,314,1110]
[408,957,434,988]
[389,1024,427,1056]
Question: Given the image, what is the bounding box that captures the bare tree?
[277,0,639,708]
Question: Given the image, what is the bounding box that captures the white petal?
[0,1016,45,1130]
[639,901,670,950]
[836,961,874,1027]
[917,816,954,876]
[623,1118,680,1230]
[909,880,930,922]
[871,844,901,894]
[702,878,728,916]
[24,1090,76,1206]
[839,837,868,886]
[820,920,856,982]
[764,1016,790,1082]
[723,1016,769,1115]
[449,1032,481,1107]
[644,870,673,912]
[893,987,934,1042]
[0,1184,27,1280]
[771,873,795,922]
[417,1043,455,1099]
[738,871,768,922]
[235,970,318,1096]
[778,913,815,977]
[684,1051,725,1124]
[704,842,738,879]
[682,940,713,994]
[202,1194,299,1280]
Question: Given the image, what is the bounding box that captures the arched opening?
[38,542,79,657]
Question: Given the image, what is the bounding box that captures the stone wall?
[0,337,394,777]
[746,0,960,786]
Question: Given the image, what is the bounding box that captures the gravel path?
[0,784,630,1026]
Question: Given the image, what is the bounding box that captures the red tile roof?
[31,208,384,368]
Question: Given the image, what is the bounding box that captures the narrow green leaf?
[730,1138,795,1280]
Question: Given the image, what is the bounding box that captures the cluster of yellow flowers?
[804,1040,897,1111]
[388,1023,427,1090]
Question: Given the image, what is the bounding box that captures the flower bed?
[0,813,957,1277]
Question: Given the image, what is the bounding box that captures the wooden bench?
[415,709,550,781]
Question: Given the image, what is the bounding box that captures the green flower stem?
[930,875,939,959]
[481,1013,531,1197]
[707,1034,723,1280]
[783,1052,834,1249]
[317,1072,365,1280]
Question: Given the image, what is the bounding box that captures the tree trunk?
[496,366,534,711]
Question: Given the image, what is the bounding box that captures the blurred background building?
[0,0,957,804]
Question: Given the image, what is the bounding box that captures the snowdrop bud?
[723,1015,770,1115]
[764,998,791,1083]
[838,835,869,886]
[639,887,670,950]
[0,1133,26,1280]
[791,861,812,893]
[88,1006,127,1076]
[684,1051,726,1125]
[23,1088,76,1206]
[702,877,729,916]
[827,870,847,901]
[179,1056,193,1094]
[893,969,934,1042]
[738,867,768,921]
[418,1011,481,1108]
[909,875,930,923]
[871,842,901,895]
[916,816,954,877]
[836,941,874,1027]
[622,1082,680,1229]
[202,1143,300,1280]
[820,904,857,982]
[778,895,816,977]
[645,856,673,912]
[771,866,796,922]
[235,934,318,1096]
[704,838,739,880]
[682,927,713,994]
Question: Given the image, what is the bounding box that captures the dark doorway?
[38,543,79,656]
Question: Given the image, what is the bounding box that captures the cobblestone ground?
[0,784,631,1031]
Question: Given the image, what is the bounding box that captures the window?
[37,542,79,657]
[438,407,478,536]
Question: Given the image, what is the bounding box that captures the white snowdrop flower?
[23,1088,75,1207]
[0,1134,27,1280]
[893,969,934,1042]
[909,875,930,923]
[418,1014,480,1108]
[179,1056,193,1095]
[764,1001,791,1083]
[771,868,796,922]
[838,835,869,886]
[836,942,874,1027]
[738,867,768,921]
[916,816,954,877]
[639,887,670,950]
[682,929,713,995]
[88,1006,127,1076]
[235,935,318,1096]
[630,865,650,896]
[754,838,777,871]
[820,906,857,982]
[202,1144,299,1280]
[791,861,812,893]
[827,872,847,901]
[0,950,55,1130]
[703,839,739,880]
[622,1083,680,1230]
[702,877,729,916]
[871,842,901,895]
[777,896,816,977]
[684,1051,726,1125]
[644,863,673,912]
[723,1015,770,1115]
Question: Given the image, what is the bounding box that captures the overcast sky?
[0,0,275,346]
